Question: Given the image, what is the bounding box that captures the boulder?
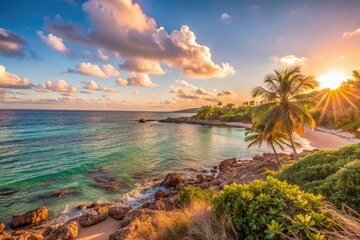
[0,230,10,239]
[196,174,213,182]
[253,155,265,161]
[79,206,108,227]
[120,209,157,228]
[10,230,43,240]
[109,205,132,220]
[9,207,48,229]
[0,222,4,234]
[160,173,183,188]
[219,158,237,169]
[47,221,78,240]
[138,118,146,123]
[154,189,165,200]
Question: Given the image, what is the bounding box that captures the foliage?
[177,186,217,206]
[251,67,319,160]
[277,144,360,211]
[213,177,331,240]
[257,167,276,176]
[194,104,252,122]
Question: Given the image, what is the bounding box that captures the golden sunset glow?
[318,71,347,90]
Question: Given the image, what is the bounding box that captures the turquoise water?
[0,110,310,223]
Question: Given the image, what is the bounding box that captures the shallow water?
[0,110,311,222]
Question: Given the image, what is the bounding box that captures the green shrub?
[277,144,360,210]
[213,177,331,240]
[177,186,217,206]
[257,167,276,176]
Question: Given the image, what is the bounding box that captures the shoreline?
[159,117,360,150]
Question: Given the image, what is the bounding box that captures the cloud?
[119,59,165,74]
[217,90,236,96]
[170,80,237,104]
[0,65,32,89]
[36,79,77,96]
[83,80,102,90]
[82,80,119,93]
[96,49,109,61]
[37,31,71,55]
[68,62,120,78]
[343,28,360,37]
[0,28,27,57]
[45,0,235,79]
[221,13,230,21]
[132,90,139,96]
[116,73,158,88]
[270,55,307,65]
[82,49,109,61]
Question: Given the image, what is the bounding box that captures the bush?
[277,144,360,210]
[177,186,217,206]
[213,177,331,240]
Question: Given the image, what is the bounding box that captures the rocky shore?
[0,149,317,240]
[159,117,252,129]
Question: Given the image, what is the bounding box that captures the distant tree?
[341,70,360,89]
[251,67,319,160]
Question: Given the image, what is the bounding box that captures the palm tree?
[251,67,319,161]
[245,125,290,167]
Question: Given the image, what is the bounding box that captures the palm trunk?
[289,134,299,161]
[270,141,282,167]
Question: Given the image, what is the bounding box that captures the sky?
[1,0,360,111]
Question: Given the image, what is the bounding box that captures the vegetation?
[194,103,252,122]
[177,186,217,206]
[213,177,331,240]
[251,67,319,161]
[277,144,360,211]
[313,69,360,138]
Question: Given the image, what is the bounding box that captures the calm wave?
[0,110,311,222]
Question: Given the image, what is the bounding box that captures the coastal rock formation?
[109,205,133,220]
[219,158,237,169]
[47,221,78,240]
[154,189,165,200]
[160,173,183,188]
[0,222,4,233]
[9,207,48,229]
[138,119,156,123]
[9,230,43,240]
[79,205,109,227]
[138,118,146,123]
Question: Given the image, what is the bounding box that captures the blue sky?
[1,0,360,110]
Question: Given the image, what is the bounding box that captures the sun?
[317,71,347,90]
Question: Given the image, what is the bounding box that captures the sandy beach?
[160,118,360,150]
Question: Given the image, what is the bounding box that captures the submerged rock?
[9,207,48,229]
[160,173,183,188]
[79,205,108,227]
[50,188,81,198]
[47,221,78,240]
[109,205,132,220]
[87,169,130,192]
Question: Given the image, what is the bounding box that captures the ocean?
[0,110,311,223]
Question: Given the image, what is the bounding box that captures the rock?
[76,204,88,211]
[11,230,43,240]
[175,183,184,191]
[210,169,218,173]
[154,189,165,200]
[47,221,78,240]
[219,158,237,169]
[138,118,146,123]
[87,169,130,192]
[79,206,108,227]
[0,230,10,239]
[160,173,183,188]
[9,207,48,229]
[0,222,4,234]
[196,174,213,182]
[253,155,265,161]
[50,188,81,198]
[109,205,132,220]
[120,209,157,228]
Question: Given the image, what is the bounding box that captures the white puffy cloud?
[36,79,77,96]
[221,13,230,21]
[82,80,119,93]
[0,65,32,89]
[45,0,235,79]
[37,31,71,54]
[119,58,164,74]
[343,28,360,37]
[270,55,307,65]
[68,62,120,78]
[0,28,27,57]
[116,73,158,88]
